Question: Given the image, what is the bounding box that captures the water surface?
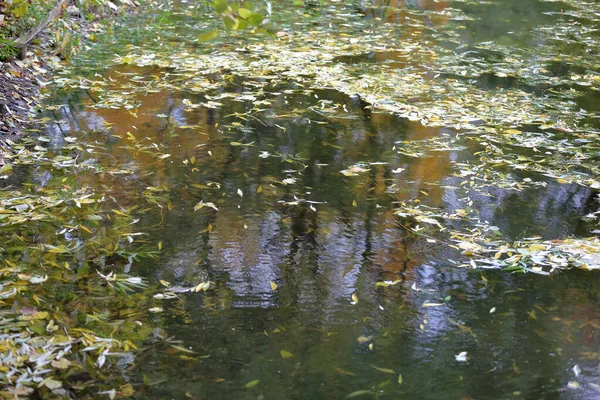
[30,0,600,398]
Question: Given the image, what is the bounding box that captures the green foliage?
[0,0,54,61]
[0,0,139,62]
[0,35,18,61]
[7,0,54,34]
[10,0,30,18]
[202,0,268,37]
[213,0,229,13]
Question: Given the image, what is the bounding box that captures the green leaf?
[29,321,45,335]
[238,7,253,19]
[502,264,525,272]
[346,390,373,398]
[234,17,248,30]
[245,379,259,388]
[198,29,218,42]
[222,15,235,30]
[369,364,396,374]
[378,379,391,389]
[213,0,229,13]
[170,345,197,354]
[10,0,29,18]
[397,374,403,384]
[280,350,294,358]
[247,12,264,27]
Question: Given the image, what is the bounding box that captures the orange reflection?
[368,0,449,27]
[371,209,424,280]
[399,122,450,207]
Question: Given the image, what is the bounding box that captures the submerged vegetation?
[0,0,599,398]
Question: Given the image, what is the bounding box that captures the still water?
[32,0,600,398]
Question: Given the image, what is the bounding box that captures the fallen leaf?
[336,367,357,376]
[346,390,373,398]
[369,364,395,374]
[280,350,294,358]
[245,379,259,388]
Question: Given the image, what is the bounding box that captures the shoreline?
[0,0,138,163]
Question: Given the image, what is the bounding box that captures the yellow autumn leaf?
[369,364,396,374]
[245,379,259,388]
[280,350,294,358]
[33,311,49,320]
[356,336,370,344]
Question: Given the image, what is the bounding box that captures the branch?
[14,0,69,48]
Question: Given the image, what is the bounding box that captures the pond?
[2,0,600,398]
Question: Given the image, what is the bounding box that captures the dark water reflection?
[38,79,600,399]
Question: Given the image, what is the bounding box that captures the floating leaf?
[30,275,48,284]
[198,29,218,42]
[33,311,49,320]
[51,358,71,369]
[376,280,402,287]
[336,367,357,376]
[170,345,197,354]
[378,380,391,389]
[356,336,370,344]
[194,201,219,212]
[0,164,13,174]
[422,302,444,308]
[340,165,370,176]
[280,350,294,359]
[245,379,259,388]
[369,364,396,374]
[346,390,373,398]
[120,384,135,397]
[41,378,62,390]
